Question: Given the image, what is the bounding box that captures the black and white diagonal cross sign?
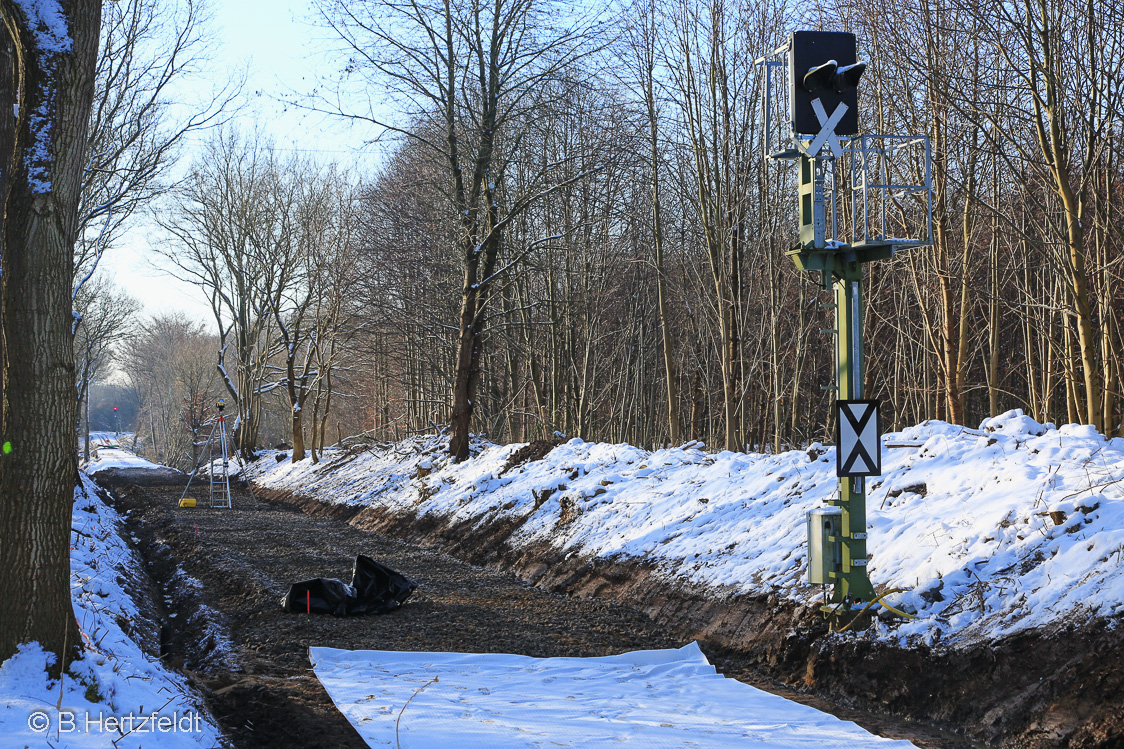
[835,400,881,477]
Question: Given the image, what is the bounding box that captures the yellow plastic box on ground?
[179,498,197,508]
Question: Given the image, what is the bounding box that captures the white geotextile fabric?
[310,642,916,748]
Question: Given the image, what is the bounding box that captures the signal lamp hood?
[803,60,837,93]
[834,62,866,92]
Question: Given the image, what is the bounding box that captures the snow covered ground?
[87,432,134,449]
[83,447,165,473]
[0,474,222,748]
[313,643,916,748]
[63,448,926,749]
[246,410,1124,648]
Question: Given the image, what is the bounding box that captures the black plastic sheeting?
[281,555,417,616]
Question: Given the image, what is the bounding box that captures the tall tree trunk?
[0,0,103,670]
[987,163,1002,416]
[291,411,305,460]
[449,219,501,461]
[1025,0,1100,429]
[286,349,306,461]
[449,289,483,460]
[645,67,679,445]
[82,368,90,462]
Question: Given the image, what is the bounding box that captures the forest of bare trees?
[100,0,1124,466]
[275,0,1116,457]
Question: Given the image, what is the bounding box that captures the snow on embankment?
[84,448,163,472]
[84,447,184,485]
[0,474,222,747]
[247,410,1124,648]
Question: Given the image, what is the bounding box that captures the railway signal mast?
[757,31,932,629]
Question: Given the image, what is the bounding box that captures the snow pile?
[312,642,916,747]
[247,411,1124,646]
[0,474,222,747]
[83,447,165,473]
[82,444,185,485]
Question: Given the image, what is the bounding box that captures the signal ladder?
[206,403,232,508]
[180,399,234,509]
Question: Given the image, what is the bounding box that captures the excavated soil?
[247,485,1124,749]
[94,475,966,749]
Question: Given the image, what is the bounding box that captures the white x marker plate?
[803,98,847,158]
[836,399,881,477]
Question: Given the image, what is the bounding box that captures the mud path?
[101,477,968,749]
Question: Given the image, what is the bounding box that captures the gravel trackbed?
[100,477,964,749]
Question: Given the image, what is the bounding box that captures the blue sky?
[105,0,384,323]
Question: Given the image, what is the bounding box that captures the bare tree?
[319,0,602,460]
[157,131,288,458]
[121,313,219,470]
[157,132,362,459]
[617,0,681,445]
[989,0,1124,431]
[260,164,356,461]
[74,277,139,461]
[306,176,361,461]
[75,0,238,289]
[663,0,762,450]
[316,0,1124,458]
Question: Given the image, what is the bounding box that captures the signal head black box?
[789,31,861,137]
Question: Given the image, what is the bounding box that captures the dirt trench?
[93,474,965,749]
[247,485,1124,749]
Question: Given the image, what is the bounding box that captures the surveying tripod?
[179,399,233,509]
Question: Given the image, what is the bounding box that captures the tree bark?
[449,222,501,461]
[0,0,103,670]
